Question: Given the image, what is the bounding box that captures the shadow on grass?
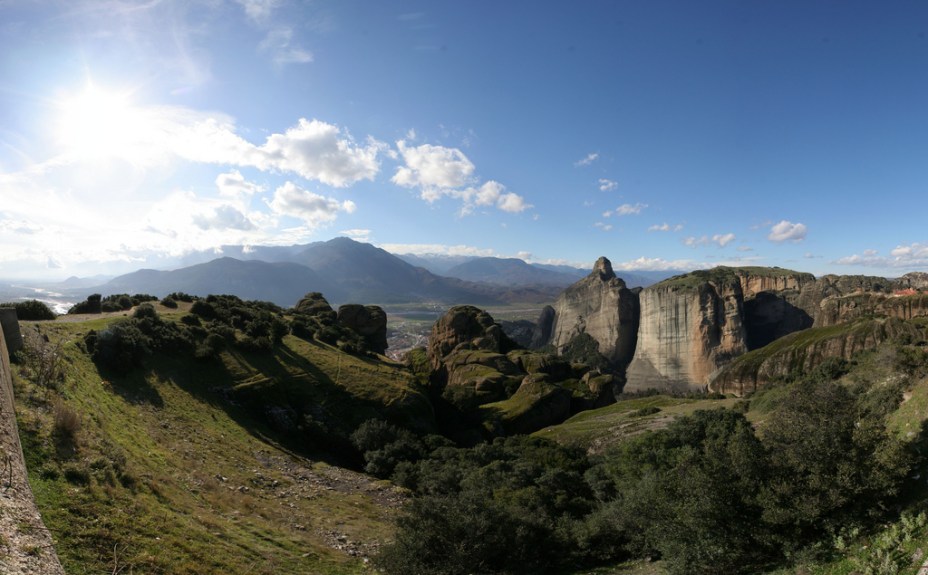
[127,339,408,469]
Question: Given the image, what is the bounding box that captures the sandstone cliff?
[547,257,639,366]
[624,268,749,393]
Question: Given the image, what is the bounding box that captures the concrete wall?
[0,318,66,574]
[0,307,23,355]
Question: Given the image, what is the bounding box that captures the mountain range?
[57,238,675,307]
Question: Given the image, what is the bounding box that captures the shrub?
[16,330,66,389]
[160,297,178,309]
[53,400,82,442]
[88,320,150,373]
[2,299,56,320]
[68,293,102,314]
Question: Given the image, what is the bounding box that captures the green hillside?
[12,303,428,574]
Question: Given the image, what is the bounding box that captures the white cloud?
[615,203,647,216]
[216,170,264,198]
[496,191,532,213]
[594,222,613,231]
[259,119,384,187]
[392,140,475,190]
[598,178,617,191]
[516,251,533,261]
[260,27,314,66]
[378,243,496,257]
[837,243,928,269]
[737,246,754,252]
[192,205,257,231]
[613,256,698,271]
[768,220,807,243]
[237,0,280,22]
[575,152,599,167]
[684,233,736,248]
[0,216,43,235]
[44,98,386,188]
[392,143,530,215]
[340,228,372,242]
[648,222,685,232]
[269,182,356,228]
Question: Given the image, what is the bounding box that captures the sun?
[56,83,146,160]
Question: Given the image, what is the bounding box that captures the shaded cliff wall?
[0,313,66,574]
[548,257,639,366]
[711,317,924,395]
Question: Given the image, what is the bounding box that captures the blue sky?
[1,0,927,280]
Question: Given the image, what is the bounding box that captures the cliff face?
[711,318,925,395]
[624,269,748,393]
[543,261,928,394]
[548,257,639,366]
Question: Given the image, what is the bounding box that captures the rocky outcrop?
[427,305,516,372]
[337,304,388,355]
[0,313,66,574]
[624,268,748,393]
[711,317,925,395]
[548,257,639,366]
[897,272,928,290]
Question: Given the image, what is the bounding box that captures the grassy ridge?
[14,314,421,574]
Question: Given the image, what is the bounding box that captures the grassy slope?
[533,395,740,453]
[14,312,421,575]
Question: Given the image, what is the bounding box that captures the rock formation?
[711,317,925,395]
[337,304,388,355]
[624,268,748,393]
[548,257,639,366]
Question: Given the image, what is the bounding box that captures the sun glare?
[57,83,146,160]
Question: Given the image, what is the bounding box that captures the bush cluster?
[1,299,57,320]
[68,293,158,314]
[363,362,918,574]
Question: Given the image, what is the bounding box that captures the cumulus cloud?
[269,182,356,228]
[598,178,617,191]
[392,142,530,215]
[216,170,264,198]
[594,222,613,231]
[192,205,257,231]
[44,104,386,188]
[836,243,928,269]
[260,119,384,187]
[614,203,647,216]
[649,222,685,232]
[613,256,697,271]
[684,233,736,248]
[575,152,599,167]
[392,140,475,190]
[768,220,807,243]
